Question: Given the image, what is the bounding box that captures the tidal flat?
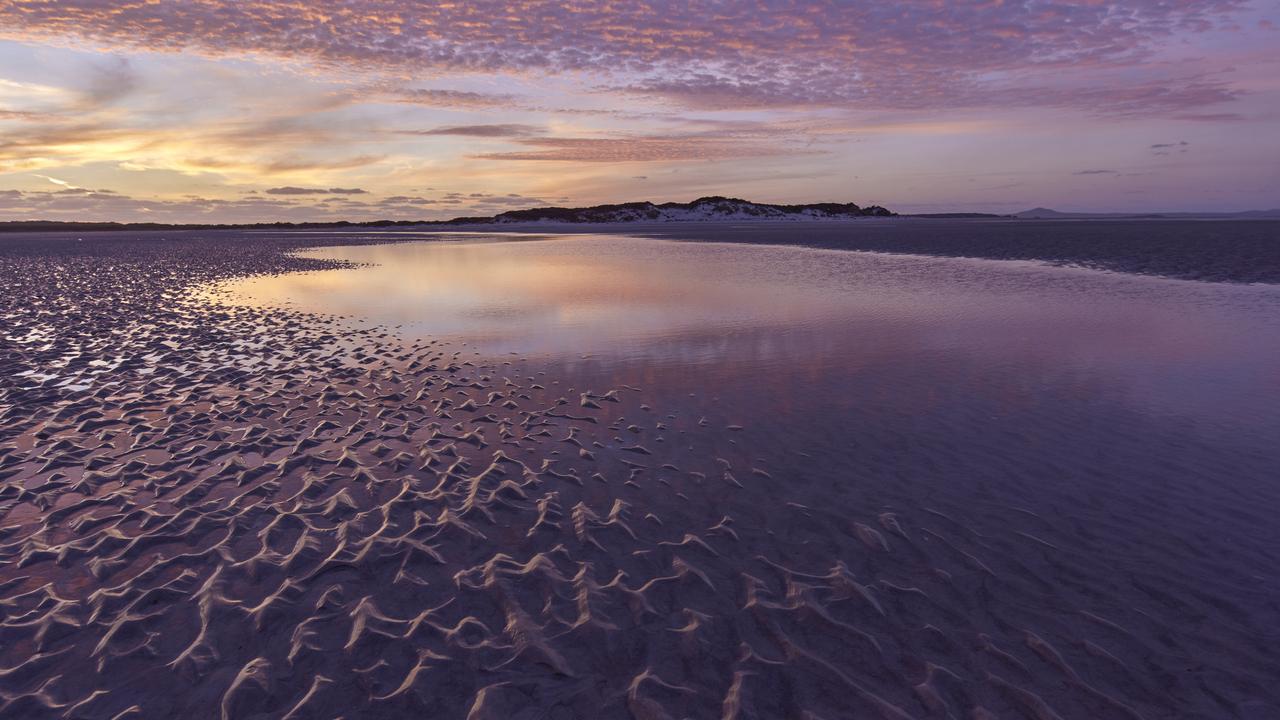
[2,222,1279,719]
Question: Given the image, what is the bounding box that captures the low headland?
[3,197,1279,285]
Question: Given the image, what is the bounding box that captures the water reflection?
[214,233,1280,435]
[201,231,1280,716]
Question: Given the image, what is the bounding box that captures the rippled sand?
[2,230,1279,719]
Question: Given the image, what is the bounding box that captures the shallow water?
[16,226,1280,718]
[221,233,1280,438]
[181,233,1280,715]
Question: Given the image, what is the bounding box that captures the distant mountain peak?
[1015,207,1280,220]
[1016,207,1069,218]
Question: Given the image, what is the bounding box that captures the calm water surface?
[219,233,1280,440]
[210,231,1280,715]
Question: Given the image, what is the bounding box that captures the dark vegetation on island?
[0,197,893,233]
[3,205,1277,285]
[474,196,895,223]
[7,198,1277,234]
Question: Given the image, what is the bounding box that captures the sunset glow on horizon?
[1,1,1277,222]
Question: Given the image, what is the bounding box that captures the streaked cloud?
[0,1,1252,115]
[412,124,542,138]
[385,88,518,108]
[34,174,79,189]
[0,1,1273,219]
[475,135,806,162]
[264,186,329,196]
[264,186,368,196]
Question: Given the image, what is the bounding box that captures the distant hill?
[452,196,895,224]
[1016,208,1167,219]
[9,200,1277,234]
[0,197,893,233]
[1016,207,1280,220]
[1017,207,1084,219]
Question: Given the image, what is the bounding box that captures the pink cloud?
[0,1,1251,115]
[385,88,518,108]
[472,135,805,162]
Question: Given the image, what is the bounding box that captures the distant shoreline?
[594,219,1280,285]
[3,216,1277,286]
[0,196,895,232]
[4,213,1278,234]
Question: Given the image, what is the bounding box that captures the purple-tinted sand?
[2,223,1279,719]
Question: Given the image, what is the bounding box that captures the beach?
[3,223,1280,719]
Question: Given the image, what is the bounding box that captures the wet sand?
[477,218,1280,285]
[3,229,1280,719]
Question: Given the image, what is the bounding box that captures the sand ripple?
[2,231,1278,718]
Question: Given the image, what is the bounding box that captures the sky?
[0,1,1277,223]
